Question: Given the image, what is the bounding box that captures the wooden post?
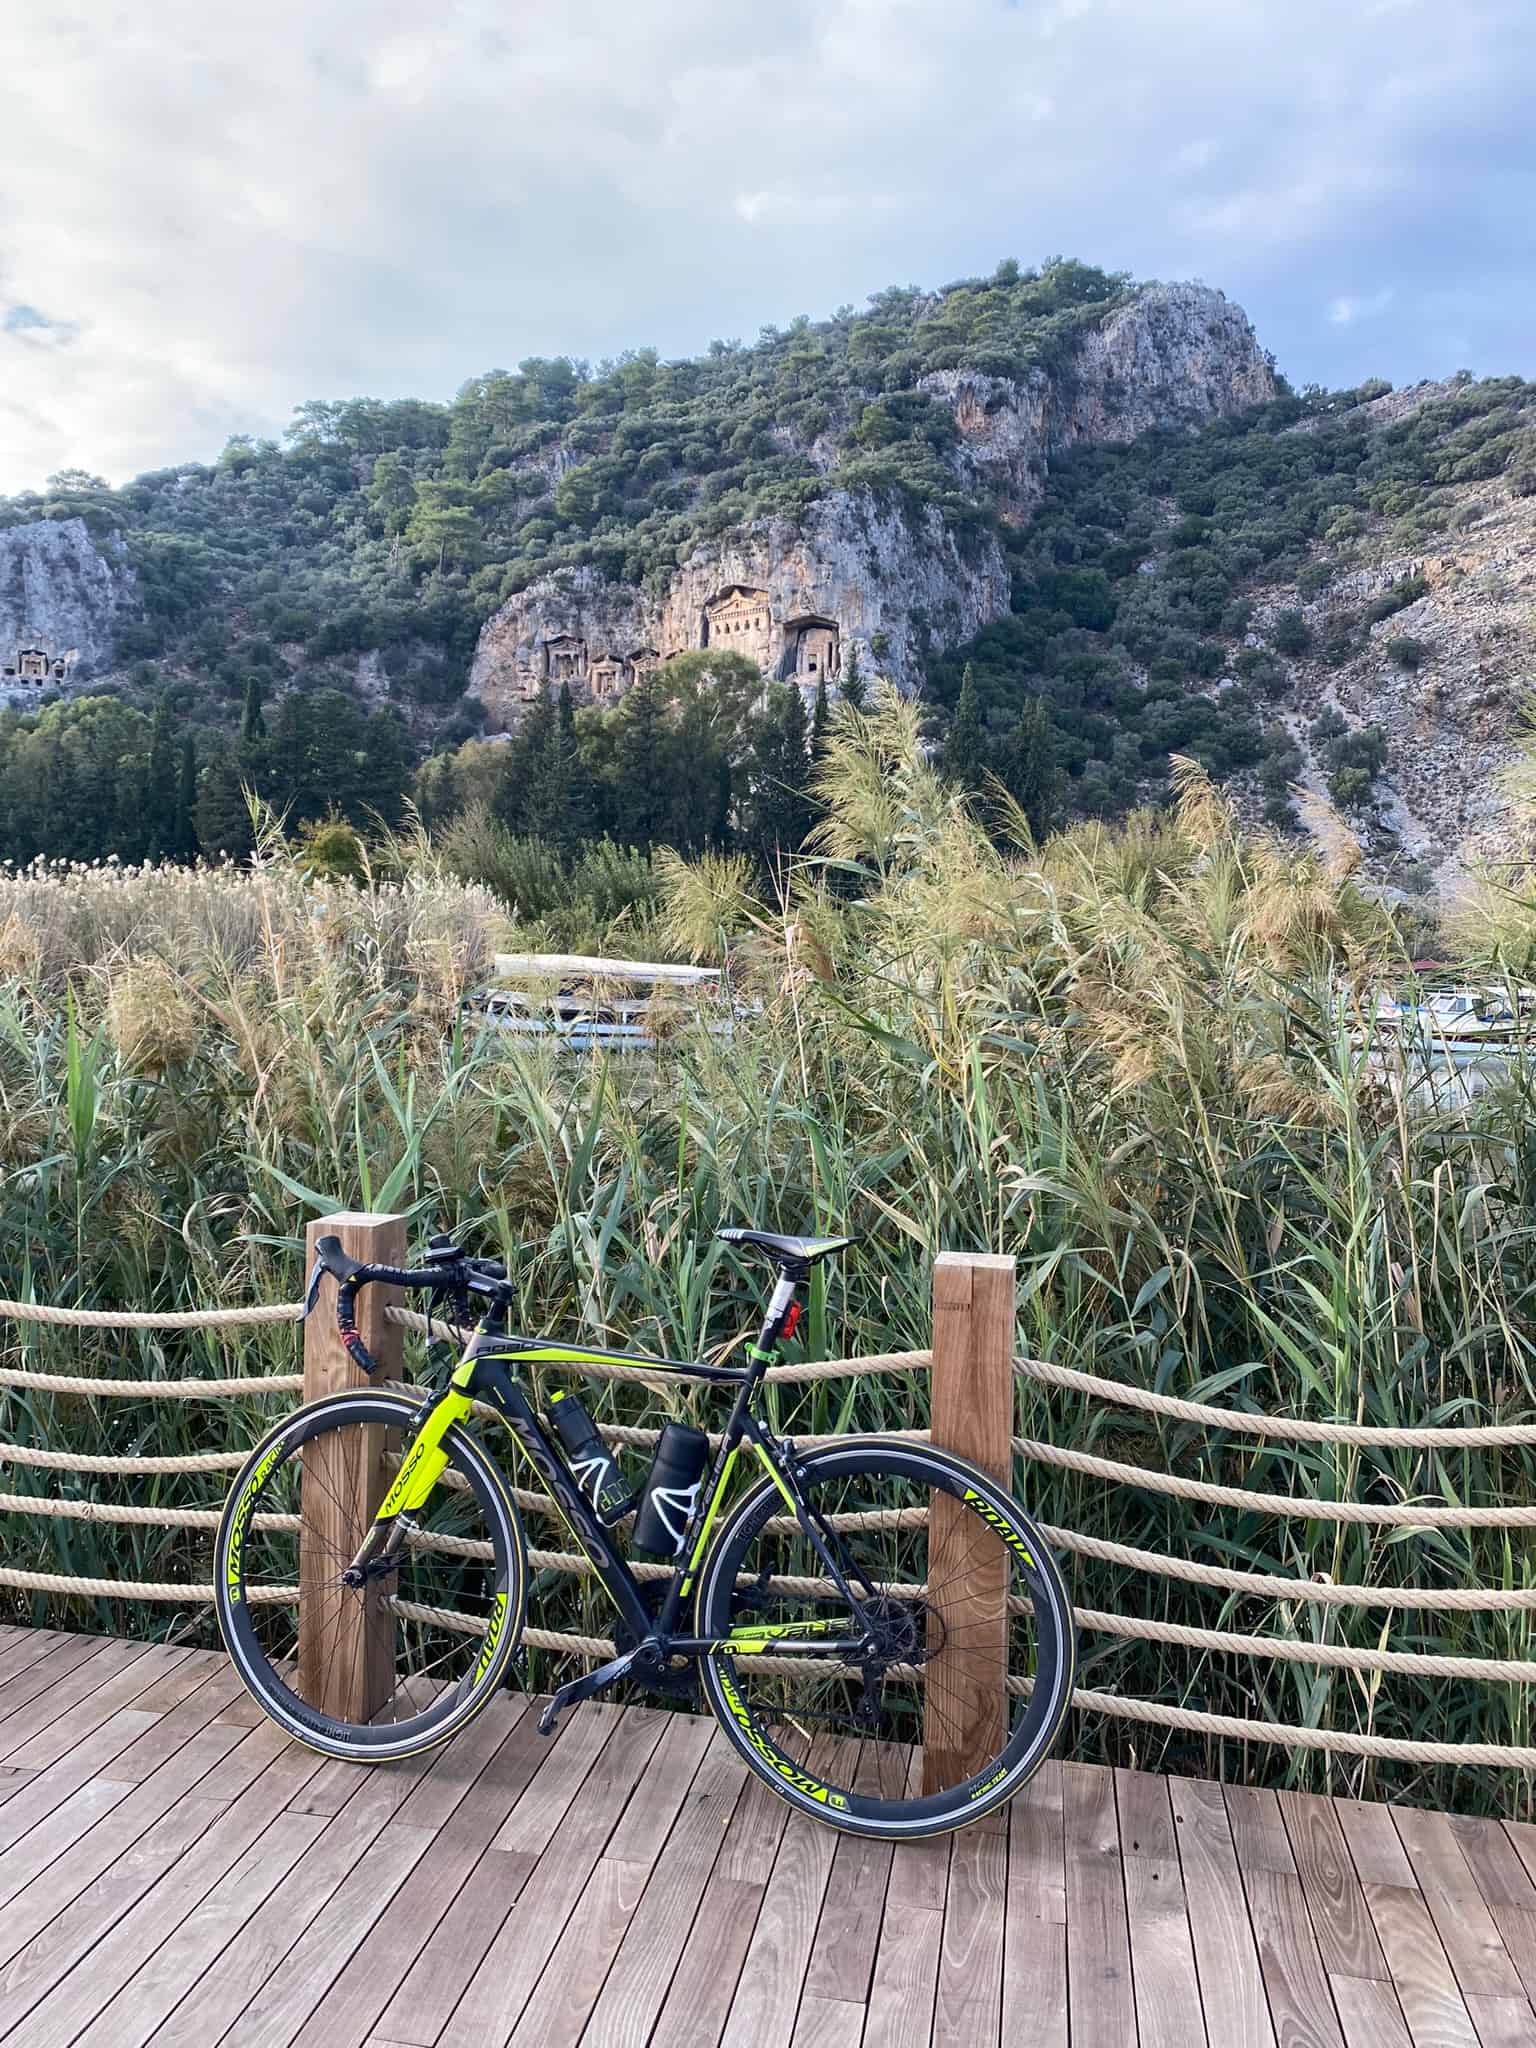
[298,1210,407,1725]
[924,1250,1015,1797]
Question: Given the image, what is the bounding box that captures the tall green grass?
[7,710,1536,1810]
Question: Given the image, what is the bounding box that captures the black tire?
[215,1390,526,1761]
[695,1438,1074,1838]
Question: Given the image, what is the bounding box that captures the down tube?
[472,1357,654,1645]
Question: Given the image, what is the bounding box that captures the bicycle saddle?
[715,1228,857,1268]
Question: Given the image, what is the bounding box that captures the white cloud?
[0,0,1531,489]
[1329,289,1395,326]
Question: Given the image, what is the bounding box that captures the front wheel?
[695,1439,1075,1838]
[215,1390,527,1761]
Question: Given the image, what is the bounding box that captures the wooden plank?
[1002,1763,1067,2048]
[129,1758,443,2048]
[716,1737,844,2048]
[602,1708,716,1863]
[299,1208,406,1724]
[1122,1772,1206,2048]
[1464,1997,1536,2047]
[413,1705,668,2046]
[0,1636,164,1768]
[1328,1976,1414,2048]
[933,1820,1007,2045]
[502,1716,726,2048]
[803,1739,898,2007]
[649,1876,767,2048]
[506,1856,649,2048]
[11,1638,181,1767]
[1240,1866,1345,2048]
[0,1660,239,1875]
[1335,1800,1416,1891]
[1063,1761,1136,2048]
[0,1726,328,2048]
[289,1698,552,2048]
[1361,1883,1481,2048]
[1226,1785,1298,1877]
[173,1819,438,2048]
[0,1632,109,1726]
[1445,1816,1536,1911]
[714,1727,809,1888]
[0,1629,68,1690]
[863,1903,944,2048]
[493,1700,625,1854]
[55,1809,333,2048]
[1169,1774,1277,2048]
[1394,1808,1525,2002]
[1280,1790,1389,1982]
[924,1252,1014,1798]
[887,1748,953,1917]
[1488,1906,1536,2012]
[576,1731,752,2048]
[0,1718,245,1986]
[790,1998,866,2048]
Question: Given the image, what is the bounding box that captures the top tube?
[467,1330,749,1386]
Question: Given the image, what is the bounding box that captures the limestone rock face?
[470,494,1009,726]
[470,281,1277,727]
[0,519,138,697]
[922,284,1277,522]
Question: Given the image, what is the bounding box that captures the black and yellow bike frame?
[366,1309,875,1663]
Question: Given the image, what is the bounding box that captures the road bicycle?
[215,1227,1075,1838]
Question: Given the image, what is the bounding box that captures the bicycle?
[215,1227,1075,1839]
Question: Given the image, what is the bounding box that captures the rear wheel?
[215,1390,526,1760]
[695,1439,1074,1838]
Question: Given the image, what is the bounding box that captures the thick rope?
[0,1298,303,1331]
[1015,1355,1536,1449]
[0,1366,305,1398]
[0,1442,248,1473]
[1073,1608,1536,1682]
[1013,1434,1536,1527]
[1039,1522,1536,1612]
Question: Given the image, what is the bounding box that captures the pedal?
[536,1649,641,1737]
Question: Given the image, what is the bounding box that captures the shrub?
[1269,609,1313,656]
[1385,636,1431,671]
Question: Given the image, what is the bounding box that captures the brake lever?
[302,1258,325,1318]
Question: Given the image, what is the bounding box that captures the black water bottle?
[632,1422,710,1557]
[548,1391,635,1525]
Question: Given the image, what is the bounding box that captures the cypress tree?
[748,682,814,867]
[997,695,1061,841]
[144,691,178,860]
[172,732,200,863]
[944,662,986,795]
[840,642,867,712]
[240,673,267,744]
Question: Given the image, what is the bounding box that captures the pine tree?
[811,674,830,760]
[944,662,986,795]
[840,642,867,712]
[144,692,178,860]
[997,695,1061,841]
[240,674,266,744]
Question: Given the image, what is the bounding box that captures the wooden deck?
[0,1629,1534,2048]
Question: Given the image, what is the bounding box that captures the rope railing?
[9,1225,1536,1770]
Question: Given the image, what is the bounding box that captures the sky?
[3,0,1535,493]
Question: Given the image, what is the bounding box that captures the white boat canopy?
[491,952,721,987]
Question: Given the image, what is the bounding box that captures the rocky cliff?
[471,283,1276,727]
[0,519,137,697]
